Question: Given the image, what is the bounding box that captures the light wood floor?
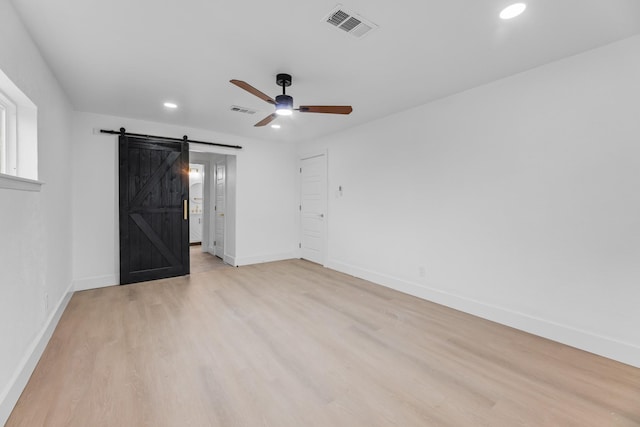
[7,260,640,426]
[189,245,231,274]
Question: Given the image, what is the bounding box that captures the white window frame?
[0,89,18,176]
[0,102,5,170]
[0,68,41,191]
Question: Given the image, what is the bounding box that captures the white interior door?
[214,162,226,258]
[300,154,326,264]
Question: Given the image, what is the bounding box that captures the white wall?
[71,111,298,289]
[300,35,640,368]
[0,0,74,423]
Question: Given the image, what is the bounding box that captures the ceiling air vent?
[324,5,377,38]
[230,105,257,115]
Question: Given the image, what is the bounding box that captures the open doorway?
[188,151,236,272]
[188,163,205,245]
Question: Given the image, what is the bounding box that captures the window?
[0,102,5,170]
[0,89,18,176]
[0,68,39,190]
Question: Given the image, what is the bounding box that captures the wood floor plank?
[7,259,640,426]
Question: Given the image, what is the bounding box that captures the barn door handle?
[183,200,188,220]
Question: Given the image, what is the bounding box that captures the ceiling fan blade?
[230,79,276,105]
[297,105,353,114]
[254,113,278,127]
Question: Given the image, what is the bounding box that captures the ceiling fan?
[230,73,353,127]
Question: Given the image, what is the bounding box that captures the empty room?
[1,0,639,425]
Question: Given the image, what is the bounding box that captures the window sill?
[0,173,43,191]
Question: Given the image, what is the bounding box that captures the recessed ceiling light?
[271,124,281,129]
[163,102,178,109]
[500,3,526,19]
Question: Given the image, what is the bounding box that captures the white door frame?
[188,151,234,263]
[298,149,328,266]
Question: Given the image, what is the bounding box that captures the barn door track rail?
[100,128,243,150]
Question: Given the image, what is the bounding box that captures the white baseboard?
[0,283,74,425]
[223,254,236,267]
[235,251,296,267]
[326,259,640,369]
[73,274,117,291]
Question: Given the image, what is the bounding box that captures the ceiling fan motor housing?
[275,95,294,115]
[276,95,293,109]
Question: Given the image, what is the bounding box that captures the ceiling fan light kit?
[275,100,293,115]
[230,73,353,127]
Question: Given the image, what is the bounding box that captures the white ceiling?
[10,0,640,143]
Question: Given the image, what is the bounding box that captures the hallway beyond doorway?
[190,245,230,274]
